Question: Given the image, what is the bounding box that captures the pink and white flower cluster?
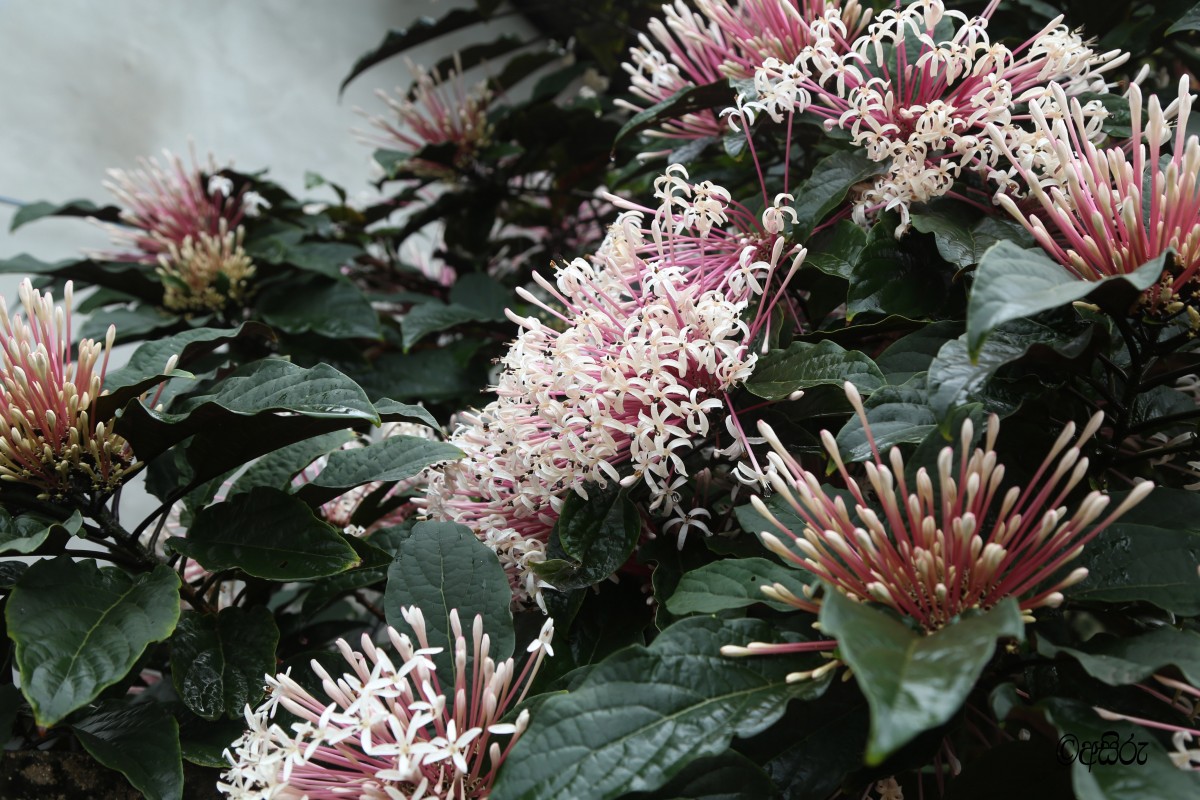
[738,0,1127,230]
[103,149,266,312]
[0,279,138,500]
[992,78,1200,325]
[724,383,1152,681]
[363,57,493,177]
[219,606,554,799]
[621,0,870,141]
[424,165,805,608]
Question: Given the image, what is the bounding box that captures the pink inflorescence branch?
[1096,674,1200,772]
[723,382,1152,677]
[0,279,139,500]
[102,148,265,312]
[219,606,554,799]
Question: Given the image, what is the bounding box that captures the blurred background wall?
[0,0,527,264]
[0,0,528,517]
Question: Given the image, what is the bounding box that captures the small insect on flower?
[219,606,554,799]
[102,148,257,313]
[0,280,139,500]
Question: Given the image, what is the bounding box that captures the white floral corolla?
[739,0,1127,233]
[423,163,805,610]
[218,606,554,799]
[618,0,870,142]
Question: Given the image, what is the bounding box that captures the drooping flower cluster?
[741,383,1153,634]
[741,0,1127,230]
[219,606,555,799]
[0,280,139,500]
[103,149,265,312]
[424,166,805,607]
[992,78,1200,327]
[621,0,869,141]
[363,57,492,177]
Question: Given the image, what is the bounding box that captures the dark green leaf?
[873,321,963,382]
[1068,488,1200,615]
[170,607,279,720]
[402,302,494,350]
[1168,3,1200,35]
[0,561,27,590]
[792,150,884,239]
[747,339,885,400]
[71,700,183,800]
[258,276,381,340]
[301,536,397,615]
[0,254,163,304]
[734,493,807,544]
[374,399,440,429]
[99,322,274,415]
[78,305,181,344]
[667,557,813,615]
[967,242,1164,357]
[169,487,359,580]
[927,320,1093,418]
[10,199,119,231]
[533,484,640,591]
[760,689,868,800]
[911,206,1032,269]
[847,218,946,321]
[818,591,1023,764]
[804,221,866,281]
[340,9,485,92]
[631,749,778,800]
[227,430,354,498]
[6,558,181,727]
[448,272,510,319]
[116,359,379,465]
[271,242,361,278]
[0,684,23,741]
[835,379,938,462]
[0,509,81,555]
[1041,698,1200,800]
[178,715,246,768]
[490,616,831,800]
[351,346,485,403]
[384,521,514,676]
[294,436,462,505]
[614,82,735,145]
[1037,627,1200,687]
